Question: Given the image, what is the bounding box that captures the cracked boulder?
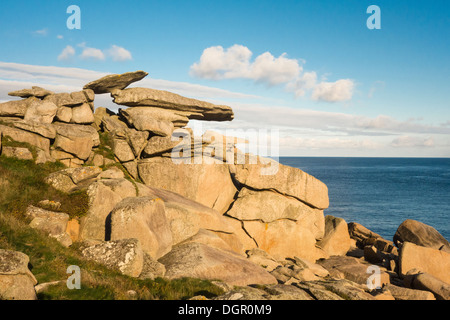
[81,239,144,277]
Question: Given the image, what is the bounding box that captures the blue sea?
[279,157,450,242]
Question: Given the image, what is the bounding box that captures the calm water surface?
[279,157,450,241]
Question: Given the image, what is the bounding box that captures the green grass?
[0,213,224,300]
[0,154,89,220]
[0,135,224,300]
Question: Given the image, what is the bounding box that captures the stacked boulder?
[0,86,100,167]
[86,71,334,264]
[3,70,448,299]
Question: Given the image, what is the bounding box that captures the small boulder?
[404,271,450,300]
[0,250,37,300]
[24,100,58,124]
[394,219,450,252]
[110,196,172,259]
[158,242,277,286]
[317,215,351,256]
[81,239,144,277]
[1,146,33,160]
[399,242,450,284]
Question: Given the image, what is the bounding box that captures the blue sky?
[0,0,449,156]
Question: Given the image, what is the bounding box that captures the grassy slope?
[0,138,223,300]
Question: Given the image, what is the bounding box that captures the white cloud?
[286,71,317,97]
[57,45,75,62]
[107,45,132,61]
[0,61,259,107]
[33,28,48,36]
[390,136,434,148]
[57,35,64,40]
[311,79,355,102]
[191,44,355,102]
[80,47,105,61]
[190,44,301,85]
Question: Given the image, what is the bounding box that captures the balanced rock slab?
[158,242,277,286]
[83,70,149,94]
[112,87,234,121]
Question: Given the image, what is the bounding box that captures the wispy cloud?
[107,45,132,61]
[57,35,64,40]
[57,45,75,62]
[1,61,448,157]
[32,28,48,36]
[0,61,259,104]
[190,44,355,103]
[80,46,105,61]
[390,136,434,148]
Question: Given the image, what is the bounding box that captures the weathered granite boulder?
[24,100,57,124]
[112,138,135,162]
[384,283,436,300]
[1,146,33,160]
[404,271,450,300]
[120,107,190,134]
[26,205,71,247]
[53,122,99,160]
[394,219,450,253]
[0,250,37,300]
[13,120,56,139]
[83,70,149,94]
[233,159,329,210]
[81,239,144,277]
[45,166,103,193]
[139,253,166,280]
[142,135,181,158]
[8,86,53,99]
[399,242,450,284]
[71,103,95,124]
[296,279,377,300]
[158,242,277,286]
[0,124,50,152]
[111,87,234,121]
[110,196,173,259]
[318,255,390,287]
[138,184,242,252]
[0,97,36,117]
[245,248,281,272]
[55,106,73,123]
[93,107,115,130]
[79,178,137,241]
[242,219,326,262]
[226,187,325,240]
[138,157,237,214]
[43,90,94,108]
[317,215,351,256]
[178,229,237,253]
